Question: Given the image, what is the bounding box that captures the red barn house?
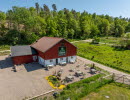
[11,37,77,66]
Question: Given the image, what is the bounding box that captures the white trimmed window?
[60,58,63,60]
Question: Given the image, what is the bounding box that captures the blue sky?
[0,0,130,18]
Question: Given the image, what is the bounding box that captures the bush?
[92,37,100,44]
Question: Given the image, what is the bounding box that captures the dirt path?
[77,56,130,78]
[71,39,93,43]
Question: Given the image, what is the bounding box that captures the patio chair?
[69,68,75,72]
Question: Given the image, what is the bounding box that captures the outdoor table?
[60,62,67,65]
[90,69,97,74]
[91,69,96,72]
[70,60,75,64]
[75,70,83,76]
[84,66,89,70]
[66,75,74,82]
[47,64,54,69]
[67,75,73,79]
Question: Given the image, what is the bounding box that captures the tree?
[52,4,57,12]
[0,11,6,37]
[90,25,99,37]
[1,3,130,45]
[125,23,130,32]
[6,10,13,29]
[98,19,110,36]
[35,2,40,15]
[68,29,74,39]
[43,4,50,16]
[0,11,6,23]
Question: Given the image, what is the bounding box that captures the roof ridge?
[31,36,64,53]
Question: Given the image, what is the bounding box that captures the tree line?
[0,3,130,45]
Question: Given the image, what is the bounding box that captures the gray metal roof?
[11,45,37,57]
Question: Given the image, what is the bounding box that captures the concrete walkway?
[77,56,130,78]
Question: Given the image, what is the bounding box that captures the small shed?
[11,45,37,65]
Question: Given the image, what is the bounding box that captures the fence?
[101,73,130,87]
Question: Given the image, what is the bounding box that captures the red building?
[11,37,77,66]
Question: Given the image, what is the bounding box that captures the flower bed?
[45,75,65,89]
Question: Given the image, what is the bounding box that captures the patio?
[41,58,99,85]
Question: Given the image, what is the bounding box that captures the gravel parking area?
[0,55,98,100]
[0,56,52,100]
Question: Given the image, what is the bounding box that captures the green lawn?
[0,45,10,56]
[82,83,130,100]
[0,45,10,51]
[74,42,130,73]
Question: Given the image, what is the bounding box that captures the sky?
[0,0,130,18]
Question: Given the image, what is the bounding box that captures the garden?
[74,42,130,73]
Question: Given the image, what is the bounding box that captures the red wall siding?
[44,40,77,60]
[37,50,45,59]
[13,55,36,65]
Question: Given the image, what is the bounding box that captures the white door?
[33,56,37,61]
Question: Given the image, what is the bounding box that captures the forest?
[0,3,130,45]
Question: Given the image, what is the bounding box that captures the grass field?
[100,37,121,44]
[74,42,130,73]
[82,83,130,100]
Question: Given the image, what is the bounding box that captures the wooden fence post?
[112,73,115,81]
